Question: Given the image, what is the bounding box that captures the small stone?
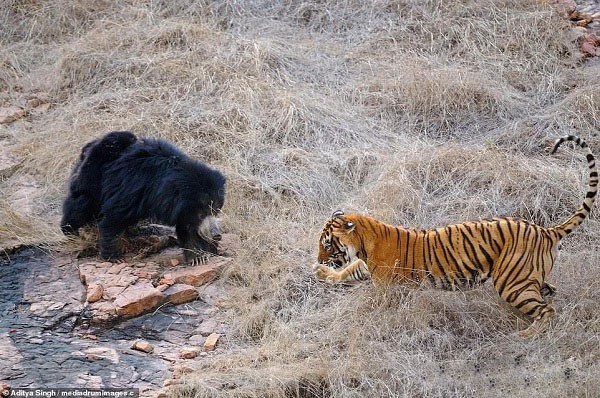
[592,12,600,20]
[84,347,119,364]
[107,262,128,275]
[172,365,194,379]
[203,333,220,351]
[577,18,590,27]
[582,40,600,57]
[197,319,218,337]
[86,283,104,303]
[29,338,43,344]
[0,106,26,124]
[131,270,151,279]
[170,258,180,267]
[163,283,198,305]
[83,334,97,340]
[131,339,154,353]
[179,347,200,359]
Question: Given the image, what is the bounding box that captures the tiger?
[313,135,597,338]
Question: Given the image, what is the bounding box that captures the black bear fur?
[61,131,138,235]
[96,137,226,261]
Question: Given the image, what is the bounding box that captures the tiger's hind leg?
[514,289,555,338]
[494,278,556,339]
[492,255,556,338]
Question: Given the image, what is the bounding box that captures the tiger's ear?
[332,220,356,236]
[332,210,344,217]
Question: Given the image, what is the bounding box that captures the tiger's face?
[318,210,358,269]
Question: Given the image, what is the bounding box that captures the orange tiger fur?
[314,135,597,338]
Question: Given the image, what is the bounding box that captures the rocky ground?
[559,0,600,56]
[0,235,240,398]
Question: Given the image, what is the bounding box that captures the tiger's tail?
[551,135,598,236]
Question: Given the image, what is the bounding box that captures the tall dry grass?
[1,0,599,396]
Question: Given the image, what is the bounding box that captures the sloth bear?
[61,131,138,235]
[62,132,226,263]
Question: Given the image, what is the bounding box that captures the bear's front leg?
[98,219,126,261]
[177,220,214,265]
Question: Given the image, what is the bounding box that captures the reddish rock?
[170,258,180,267]
[179,347,200,359]
[163,283,198,304]
[0,106,26,123]
[172,364,194,379]
[131,339,154,353]
[160,258,230,287]
[114,282,165,318]
[84,347,119,364]
[581,36,600,57]
[107,262,127,275]
[86,283,104,303]
[577,17,592,27]
[131,268,160,279]
[203,333,220,351]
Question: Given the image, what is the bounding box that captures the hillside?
[1,0,599,397]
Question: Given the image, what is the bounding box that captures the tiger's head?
[318,210,360,269]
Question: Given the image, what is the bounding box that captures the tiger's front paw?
[313,263,340,283]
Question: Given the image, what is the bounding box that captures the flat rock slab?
[160,258,231,287]
[114,282,166,318]
[161,283,199,304]
[80,255,231,324]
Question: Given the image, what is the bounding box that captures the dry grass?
[1,0,599,396]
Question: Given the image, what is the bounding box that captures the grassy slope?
[1,0,599,396]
